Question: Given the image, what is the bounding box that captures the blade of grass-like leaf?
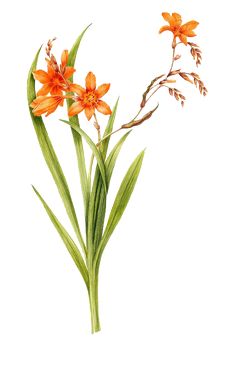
[32,186,89,289]
[100,98,119,158]
[106,131,131,184]
[94,150,145,270]
[60,119,107,193]
[66,25,92,212]
[92,131,132,250]
[68,24,92,67]
[88,101,121,251]
[27,48,86,256]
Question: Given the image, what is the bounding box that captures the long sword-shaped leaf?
[60,119,107,193]
[100,98,119,157]
[27,48,86,256]
[106,131,131,184]
[32,186,89,289]
[88,101,121,251]
[67,25,91,212]
[68,24,92,66]
[92,131,132,250]
[94,150,145,269]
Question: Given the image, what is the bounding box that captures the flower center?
[83,92,97,106]
[172,26,181,36]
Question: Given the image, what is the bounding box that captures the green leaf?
[88,101,122,252]
[27,47,86,256]
[32,186,89,289]
[94,150,145,269]
[106,131,131,184]
[91,131,132,251]
[67,24,92,67]
[100,98,119,158]
[60,119,107,193]
[67,25,92,213]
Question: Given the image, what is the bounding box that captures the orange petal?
[85,71,96,91]
[96,83,110,98]
[179,34,188,45]
[30,96,46,108]
[181,20,199,33]
[84,107,95,120]
[159,25,172,34]
[162,12,172,24]
[64,66,76,79]
[31,97,56,116]
[45,97,64,116]
[69,83,86,96]
[47,62,55,77]
[162,12,182,27]
[96,100,112,115]
[33,70,50,84]
[37,83,52,96]
[61,50,68,68]
[184,30,197,37]
[172,13,182,26]
[45,103,60,116]
[68,101,84,117]
[50,86,63,95]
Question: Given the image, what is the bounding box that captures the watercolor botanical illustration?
[27,12,207,333]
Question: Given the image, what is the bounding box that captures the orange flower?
[33,50,75,97]
[68,72,112,120]
[159,12,199,45]
[30,95,65,116]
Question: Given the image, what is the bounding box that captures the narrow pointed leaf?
[106,131,131,184]
[61,119,107,193]
[27,48,86,256]
[67,24,92,67]
[100,98,119,157]
[94,150,145,269]
[88,101,122,251]
[92,131,132,250]
[32,186,89,289]
[66,25,92,212]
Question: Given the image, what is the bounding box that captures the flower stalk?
[88,269,100,333]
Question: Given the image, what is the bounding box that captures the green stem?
[88,270,100,333]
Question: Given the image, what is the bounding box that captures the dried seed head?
[160,79,176,84]
[179,72,193,84]
[185,72,208,96]
[49,54,59,72]
[140,74,165,107]
[191,72,200,79]
[46,37,56,57]
[174,54,181,61]
[169,69,181,76]
[167,87,186,107]
[122,104,159,129]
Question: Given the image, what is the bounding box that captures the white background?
[0,0,235,383]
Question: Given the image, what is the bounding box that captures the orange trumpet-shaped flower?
[68,71,112,120]
[159,12,199,45]
[33,50,75,97]
[30,95,65,116]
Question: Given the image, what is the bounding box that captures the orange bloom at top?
[68,72,112,120]
[33,50,75,97]
[159,12,199,45]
